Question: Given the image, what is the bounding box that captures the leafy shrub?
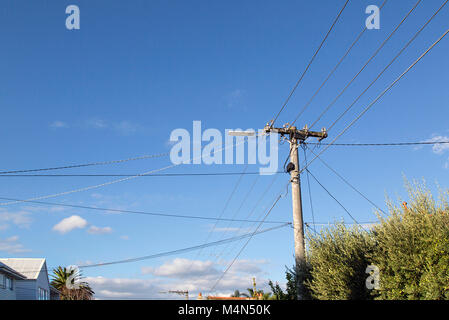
[305,223,375,299]
[368,181,449,300]
[285,180,449,300]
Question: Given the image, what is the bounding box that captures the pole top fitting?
[318,128,328,141]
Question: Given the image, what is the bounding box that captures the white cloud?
[0,209,32,230]
[76,260,94,266]
[49,206,68,213]
[0,236,30,254]
[231,259,267,274]
[52,215,88,234]
[86,277,165,300]
[423,135,449,154]
[137,258,269,298]
[86,270,265,300]
[86,119,108,129]
[113,121,142,136]
[87,226,113,235]
[50,120,68,128]
[142,258,219,278]
[120,235,129,240]
[80,257,270,299]
[211,226,252,234]
[85,119,143,135]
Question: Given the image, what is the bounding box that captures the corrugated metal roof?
[0,258,46,280]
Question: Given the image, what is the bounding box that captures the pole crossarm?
[264,124,328,142]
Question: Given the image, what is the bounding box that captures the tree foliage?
[51,266,95,300]
[305,223,375,300]
[271,180,449,300]
[368,180,449,300]
[268,266,298,300]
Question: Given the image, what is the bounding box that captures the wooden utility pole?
[229,123,327,299]
[252,277,257,297]
[265,124,327,299]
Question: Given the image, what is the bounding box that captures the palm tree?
[233,288,272,300]
[51,266,94,300]
[248,289,272,300]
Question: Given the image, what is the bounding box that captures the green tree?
[368,180,449,300]
[51,266,95,300]
[305,223,375,300]
[301,180,449,300]
[231,286,273,300]
[268,266,299,300]
[296,264,315,299]
[242,288,272,299]
[268,280,287,300]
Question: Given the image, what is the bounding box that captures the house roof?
[0,258,46,280]
[0,261,26,280]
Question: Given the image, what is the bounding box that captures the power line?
[289,0,388,128]
[213,174,279,263]
[306,141,449,147]
[327,0,449,132]
[305,145,387,215]
[305,0,449,161]
[0,153,169,175]
[304,221,377,237]
[302,146,316,232]
[182,162,255,277]
[0,196,289,224]
[293,27,449,247]
[0,172,283,177]
[0,162,179,206]
[188,164,249,267]
[9,223,292,274]
[304,223,320,236]
[0,139,445,178]
[299,27,449,176]
[210,191,285,293]
[0,134,255,206]
[306,221,377,225]
[308,0,422,130]
[79,223,291,269]
[305,168,362,228]
[271,0,350,125]
[208,175,261,258]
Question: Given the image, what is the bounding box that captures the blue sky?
[0,0,448,299]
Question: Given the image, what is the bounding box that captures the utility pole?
[252,277,257,297]
[266,123,327,299]
[289,131,306,299]
[229,123,327,300]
